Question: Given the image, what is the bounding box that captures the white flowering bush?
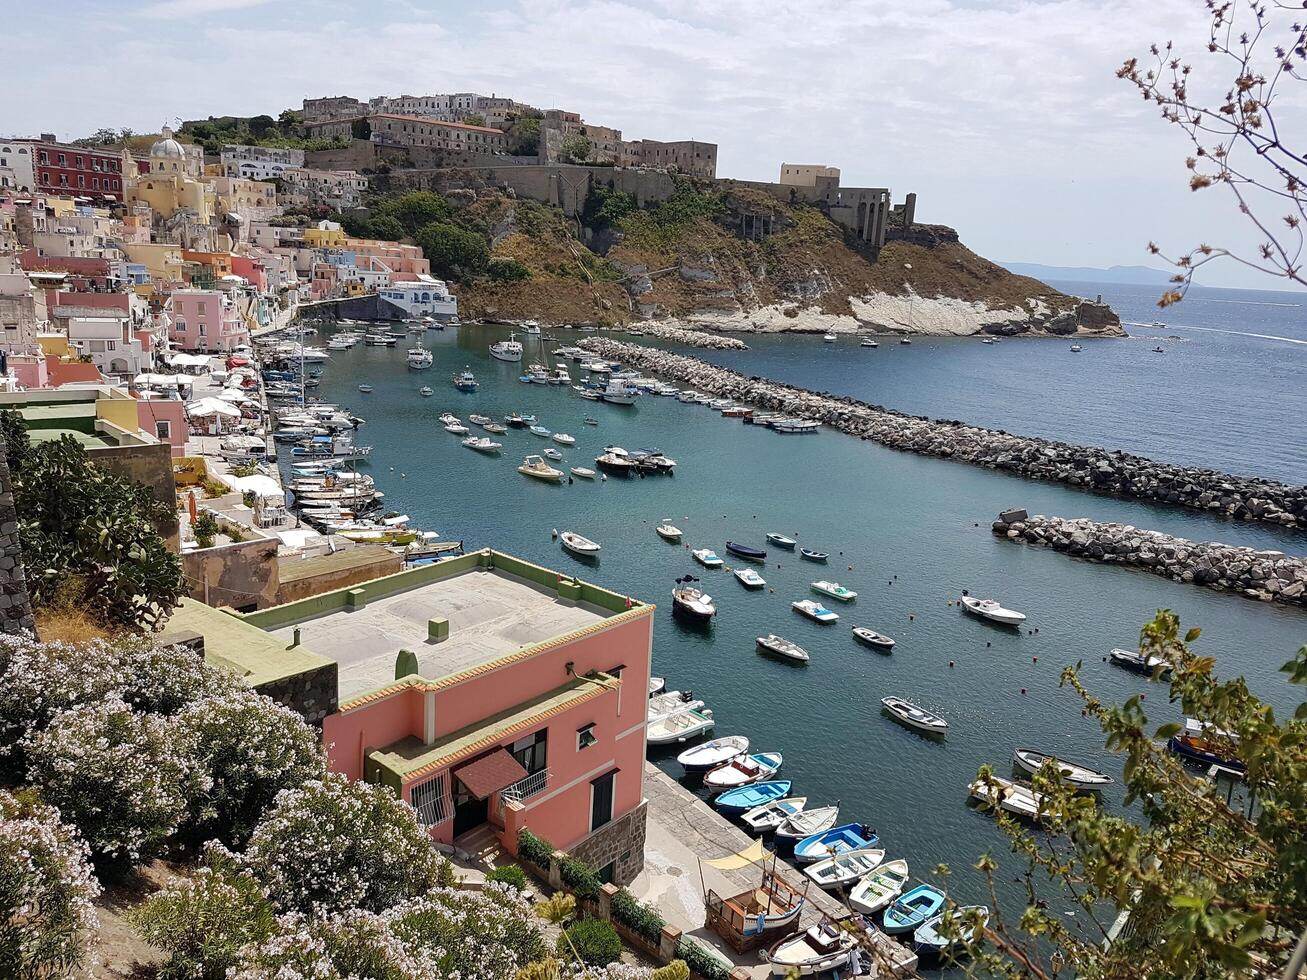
[386,883,548,977]
[176,689,326,847]
[243,773,452,914]
[0,633,237,781]
[130,844,277,980]
[0,788,101,976]
[24,695,207,868]
[231,909,431,979]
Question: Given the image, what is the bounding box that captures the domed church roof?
[150,126,185,158]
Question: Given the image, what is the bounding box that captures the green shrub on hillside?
[558,919,621,966]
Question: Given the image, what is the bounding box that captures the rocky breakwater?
[577,338,1307,529]
[637,322,749,350]
[992,510,1307,606]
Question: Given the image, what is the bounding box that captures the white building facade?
[378,276,458,320]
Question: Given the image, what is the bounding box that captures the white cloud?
[137,0,272,17]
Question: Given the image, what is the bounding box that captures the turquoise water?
[301,317,1305,961]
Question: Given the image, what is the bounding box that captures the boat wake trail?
[1123,322,1307,346]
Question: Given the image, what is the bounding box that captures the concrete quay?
[577,338,1307,530]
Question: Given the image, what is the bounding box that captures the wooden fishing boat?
[704,868,807,953]
[968,775,1046,821]
[741,796,806,833]
[763,921,857,976]
[1012,748,1113,789]
[1167,718,1245,773]
[852,626,896,651]
[726,540,767,562]
[803,847,884,889]
[703,752,783,790]
[714,780,794,816]
[914,905,990,957]
[792,823,878,864]
[799,548,828,562]
[766,533,797,548]
[677,735,749,773]
[559,531,601,558]
[883,884,947,935]
[882,696,948,735]
[848,858,909,915]
[756,634,809,663]
[775,804,840,844]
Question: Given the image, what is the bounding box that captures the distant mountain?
[999,262,1174,286]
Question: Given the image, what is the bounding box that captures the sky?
[7,0,1305,290]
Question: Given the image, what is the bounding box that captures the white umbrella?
[186,397,242,419]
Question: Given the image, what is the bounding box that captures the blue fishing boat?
[1166,718,1245,773]
[725,541,767,562]
[792,822,879,864]
[714,780,794,816]
[883,884,947,935]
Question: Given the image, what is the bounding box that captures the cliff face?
[452,187,1122,337]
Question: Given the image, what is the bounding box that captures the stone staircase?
[453,824,504,871]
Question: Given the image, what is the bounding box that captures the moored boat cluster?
[576,338,1307,528]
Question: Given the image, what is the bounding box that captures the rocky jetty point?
[578,338,1307,529]
[992,510,1307,606]
[635,322,749,350]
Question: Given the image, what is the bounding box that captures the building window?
[590,770,616,832]
[511,730,547,775]
[198,323,206,335]
[410,775,451,825]
[155,421,171,440]
[58,153,66,166]
[576,723,598,751]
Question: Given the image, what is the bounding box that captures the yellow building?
[123,242,185,281]
[124,129,214,224]
[303,221,347,248]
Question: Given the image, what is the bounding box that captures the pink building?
[135,394,188,455]
[166,290,250,352]
[228,550,654,885]
[230,255,268,294]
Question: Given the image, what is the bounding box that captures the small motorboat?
[1070,344,1084,353]
[764,921,857,977]
[648,676,666,697]
[676,735,749,773]
[792,599,839,623]
[528,424,552,437]
[518,455,564,483]
[792,823,878,864]
[726,540,767,563]
[848,858,910,915]
[1012,748,1113,789]
[734,567,766,589]
[453,368,479,391]
[571,466,596,479]
[703,752,784,790]
[543,447,564,461]
[882,696,948,735]
[647,707,716,745]
[882,885,947,936]
[822,333,837,343]
[775,805,840,844]
[899,337,913,345]
[520,415,538,424]
[505,413,526,428]
[656,521,683,542]
[914,906,990,957]
[461,436,502,454]
[468,414,493,426]
[595,448,637,475]
[483,422,508,434]
[357,384,374,393]
[804,847,884,889]
[799,548,828,563]
[960,595,1027,626]
[766,533,797,549]
[852,626,896,651]
[969,776,1045,821]
[418,386,433,397]
[692,548,724,569]
[860,338,879,348]
[444,423,470,435]
[1167,717,1245,773]
[811,581,857,602]
[741,796,807,833]
[714,780,794,816]
[980,337,995,345]
[552,432,576,446]
[584,416,599,425]
[559,531,601,558]
[1109,647,1172,677]
[756,634,810,663]
[1152,346,1166,353]
[439,413,460,425]
[672,576,716,622]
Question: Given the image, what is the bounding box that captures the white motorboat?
[804,847,885,889]
[1012,748,1113,789]
[543,447,564,461]
[775,805,841,843]
[764,921,858,977]
[756,634,809,663]
[848,859,910,915]
[598,379,640,405]
[1070,344,1084,352]
[671,578,716,622]
[453,368,479,391]
[882,696,948,735]
[518,455,564,482]
[677,735,749,773]
[406,346,433,369]
[676,390,699,403]
[703,752,784,790]
[571,466,596,479]
[489,338,523,361]
[811,581,857,602]
[648,676,665,697]
[899,336,912,345]
[648,691,703,722]
[969,775,1046,821]
[960,595,1027,625]
[860,338,879,348]
[734,567,766,589]
[692,548,724,569]
[852,626,896,651]
[551,432,576,446]
[357,384,374,393]
[444,423,469,435]
[647,706,715,744]
[529,425,552,437]
[418,386,433,397]
[741,796,807,833]
[520,320,541,335]
[469,414,493,426]
[461,436,502,454]
[656,520,683,542]
[1109,647,1172,677]
[766,533,797,548]
[559,531,600,558]
[438,413,460,425]
[822,333,837,343]
[792,599,839,624]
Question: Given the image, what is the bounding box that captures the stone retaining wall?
[992,510,1307,605]
[577,339,1307,529]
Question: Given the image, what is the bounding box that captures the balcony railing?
[499,768,550,816]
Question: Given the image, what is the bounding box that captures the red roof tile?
[46,359,104,387]
[453,748,529,800]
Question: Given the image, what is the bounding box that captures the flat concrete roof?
[28,428,114,448]
[266,567,614,701]
[162,599,335,689]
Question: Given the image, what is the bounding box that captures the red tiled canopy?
[454,748,529,800]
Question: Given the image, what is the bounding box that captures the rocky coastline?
[991,510,1306,606]
[632,323,749,350]
[577,338,1307,529]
